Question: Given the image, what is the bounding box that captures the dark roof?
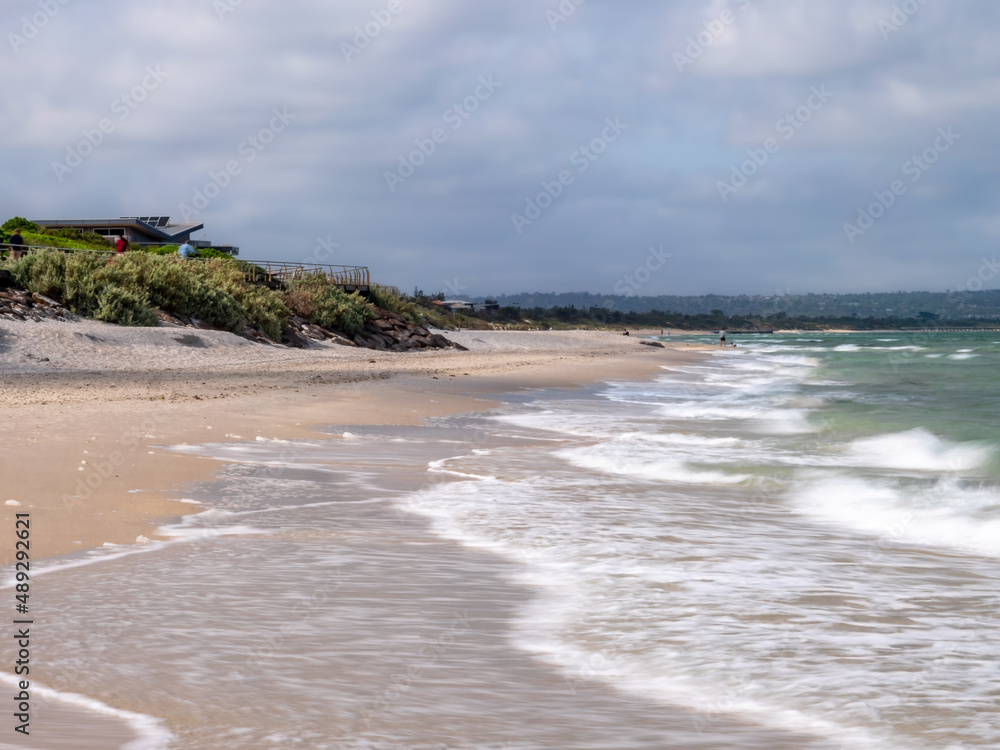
[32,217,204,242]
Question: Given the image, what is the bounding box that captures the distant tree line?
[474,289,1000,321]
[409,297,999,331]
[462,305,996,331]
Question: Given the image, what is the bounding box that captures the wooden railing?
[241,261,370,289]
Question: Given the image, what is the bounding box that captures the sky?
[3,0,999,298]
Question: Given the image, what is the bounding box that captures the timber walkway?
[242,261,369,291]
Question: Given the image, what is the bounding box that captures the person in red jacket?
[115,235,130,253]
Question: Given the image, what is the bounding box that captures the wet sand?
[0,322,711,562]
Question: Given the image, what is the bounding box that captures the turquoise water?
[744,331,1000,446]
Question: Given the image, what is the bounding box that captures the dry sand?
[0,319,713,562]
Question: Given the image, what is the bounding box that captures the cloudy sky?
[3,0,999,297]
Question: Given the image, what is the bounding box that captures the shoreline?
[0,322,714,562]
[8,334,832,750]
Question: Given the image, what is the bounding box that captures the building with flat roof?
[30,216,239,255]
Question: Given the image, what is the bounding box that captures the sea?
[5,331,999,749]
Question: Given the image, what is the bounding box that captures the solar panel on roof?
[122,216,171,226]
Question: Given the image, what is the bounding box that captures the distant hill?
[477,290,1000,320]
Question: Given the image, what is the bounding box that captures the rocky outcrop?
[0,289,80,322]
[283,310,466,352]
[281,316,357,348]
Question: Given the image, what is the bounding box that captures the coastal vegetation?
[0,247,375,341]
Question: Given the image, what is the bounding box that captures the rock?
[327,333,357,347]
[302,324,327,340]
[281,325,311,348]
[31,293,60,306]
[640,340,665,348]
[428,333,451,348]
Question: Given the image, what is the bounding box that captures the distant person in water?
[7,229,25,260]
[177,242,197,258]
[719,330,726,347]
[115,235,129,253]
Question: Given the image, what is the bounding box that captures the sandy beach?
[0,319,709,562]
[4,321,991,750]
[0,319,743,749]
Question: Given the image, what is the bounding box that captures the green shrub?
[19,230,111,252]
[368,284,402,314]
[11,250,68,299]
[284,275,375,335]
[3,249,289,339]
[2,217,40,233]
[98,254,249,333]
[94,286,157,326]
[230,284,287,340]
[43,227,112,248]
[141,245,234,260]
[190,259,288,339]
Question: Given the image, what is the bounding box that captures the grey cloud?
[3,0,1000,296]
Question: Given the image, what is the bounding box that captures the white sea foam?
[832,344,925,352]
[0,673,172,749]
[791,474,1000,557]
[845,429,992,473]
[399,338,1000,749]
[555,443,751,485]
[400,470,897,749]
